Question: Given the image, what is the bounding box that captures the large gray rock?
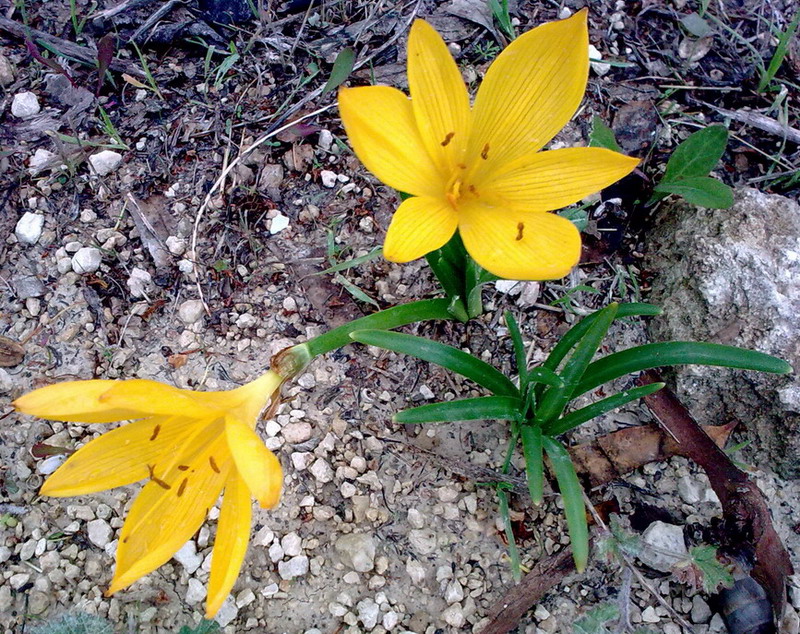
[646,188,800,477]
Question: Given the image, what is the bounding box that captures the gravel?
[15,212,44,245]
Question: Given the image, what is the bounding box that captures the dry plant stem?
[480,547,577,634]
[641,371,794,620]
[127,0,181,45]
[0,16,146,79]
[582,490,697,633]
[189,103,336,313]
[707,103,800,145]
[90,0,159,20]
[190,0,422,311]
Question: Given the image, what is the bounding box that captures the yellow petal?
[99,379,215,418]
[225,417,282,509]
[484,147,640,212]
[407,20,472,175]
[41,416,197,497]
[107,425,230,594]
[384,196,458,263]
[467,10,589,178]
[458,201,581,280]
[338,86,443,197]
[202,371,283,426]
[206,473,252,618]
[13,380,144,423]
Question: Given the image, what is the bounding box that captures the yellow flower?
[13,371,284,618]
[338,10,639,280]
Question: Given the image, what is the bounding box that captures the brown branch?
[0,16,146,79]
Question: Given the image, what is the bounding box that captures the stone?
[258,163,284,191]
[281,421,313,444]
[335,533,376,572]
[11,91,40,118]
[15,212,44,245]
[357,598,380,629]
[185,578,207,604]
[86,519,113,548]
[127,267,153,297]
[88,150,123,176]
[641,606,660,623]
[214,598,238,627]
[270,213,290,234]
[165,236,186,256]
[309,458,334,483]
[0,54,15,86]
[691,594,712,623]
[0,370,12,395]
[178,299,205,324]
[29,149,57,175]
[278,555,309,580]
[407,508,425,529]
[174,540,202,574]
[442,604,465,627]
[27,590,49,615]
[281,532,303,557]
[646,189,800,476]
[0,586,12,613]
[444,580,464,604]
[406,558,426,584]
[408,529,437,555]
[13,276,45,299]
[320,170,338,188]
[383,611,400,630]
[71,247,102,274]
[638,521,687,572]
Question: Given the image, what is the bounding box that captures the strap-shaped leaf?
[574,341,792,397]
[505,311,528,388]
[536,303,619,425]
[394,396,521,424]
[527,367,564,388]
[543,382,665,436]
[350,330,519,397]
[542,303,662,375]
[520,424,544,505]
[543,437,589,573]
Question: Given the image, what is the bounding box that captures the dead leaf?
[0,335,25,367]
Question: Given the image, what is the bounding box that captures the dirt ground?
[1,0,799,632]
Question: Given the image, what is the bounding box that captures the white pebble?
[270,213,290,234]
[88,150,123,176]
[320,170,338,188]
[15,212,44,245]
[71,247,102,274]
[86,519,113,548]
[278,555,309,580]
[178,299,205,324]
[281,532,303,557]
[126,267,152,298]
[11,92,40,118]
[309,458,334,483]
[185,578,207,605]
[165,236,186,255]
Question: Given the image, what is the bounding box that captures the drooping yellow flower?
[338,10,639,280]
[13,371,284,618]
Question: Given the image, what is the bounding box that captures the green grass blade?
[520,424,544,505]
[758,11,800,92]
[574,342,792,397]
[351,330,519,397]
[316,247,382,275]
[322,47,355,95]
[394,396,521,424]
[536,303,619,424]
[543,383,665,436]
[542,303,662,375]
[505,311,528,388]
[497,487,522,581]
[543,437,589,573]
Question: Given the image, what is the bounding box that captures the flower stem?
[304,298,453,358]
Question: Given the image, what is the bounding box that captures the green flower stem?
[303,298,453,358]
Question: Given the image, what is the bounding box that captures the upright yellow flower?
[338,10,639,280]
[13,371,284,618]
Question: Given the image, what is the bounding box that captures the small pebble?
[11,91,40,118]
[71,247,102,274]
[15,212,44,245]
[88,150,123,176]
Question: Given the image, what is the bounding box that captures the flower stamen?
[209,455,220,473]
[150,424,161,441]
[516,222,525,241]
[481,143,490,160]
[441,132,455,147]
[147,464,171,490]
[177,478,188,497]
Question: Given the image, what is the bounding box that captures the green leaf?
[573,602,620,634]
[653,176,734,209]
[520,424,544,505]
[321,47,355,95]
[505,311,528,387]
[536,303,619,425]
[574,341,792,398]
[689,545,735,593]
[558,207,589,232]
[178,621,221,634]
[543,437,589,573]
[394,396,521,424]
[317,247,382,275]
[589,116,622,153]
[543,382,665,436]
[350,330,519,397]
[527,367,564,388]
[542,303,662,375]
[758,11,800,92]
[661,125,728,184]
[334,272,379,307]
[497,487,522,581]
